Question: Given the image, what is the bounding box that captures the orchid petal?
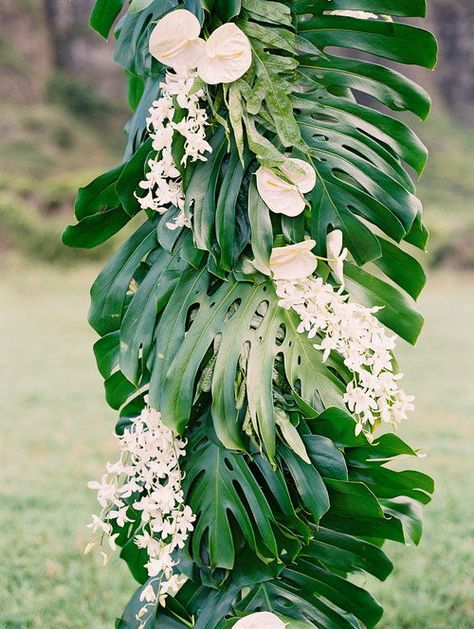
[327,229,343,259]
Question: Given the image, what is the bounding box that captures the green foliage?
[72,0,438,625]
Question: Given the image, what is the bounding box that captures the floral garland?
[89,2,414,611]
[75,2,436,626]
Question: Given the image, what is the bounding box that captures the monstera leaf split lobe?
[66,0,436,626]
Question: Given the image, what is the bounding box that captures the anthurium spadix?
[232,612,286,629]
[149,10,252,85]
[256,159,317,216]
[269,240,317,280]
[326,229,348,286]
[149,10,205,70]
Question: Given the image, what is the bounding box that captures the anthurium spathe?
[326,229,348,286]
[232,611,286,629]
[270,240,317,280]
[328,10,379,19]
[197,23,252,85]
[149,9,205,70]
[256,159,316,216]
[149,10,251,85]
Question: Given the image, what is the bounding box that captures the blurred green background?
[0,1,473,628]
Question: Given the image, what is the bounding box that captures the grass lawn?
[0,262,473,628]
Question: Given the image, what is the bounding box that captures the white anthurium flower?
[256,159,316,217]
[270,240,317,281]
[328,10,379,19]
[149,9,205,70]
[233,611,286,629]
[198,23,252,85]
[326,229,348,286]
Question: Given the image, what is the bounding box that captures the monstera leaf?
[149,270,346,460]
[182,419,280,570]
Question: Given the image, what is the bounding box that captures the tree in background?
[429,0,474,123]
[64,1,436,626]
[42,0,89,72]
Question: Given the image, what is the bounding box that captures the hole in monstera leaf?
[224,456,235,472]
[185,303,201,332]
[250,300,269,332]
[342,143,374,165]
[207,277,223,297]
[358,127,397,158]
[225,298,243,322]
[197,528,210,566]
[310,111,338,123]
[293,378,302,396]
[312,133,330,143]
[276,323,287,346]
[331,167,364,190]
[231,480,253,519]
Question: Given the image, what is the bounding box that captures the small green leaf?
[279,444,330,522]
[62,206,131,249]
[90,0,125,38]
[275,409,311,464]
[128,0,155,13]
[344,262,424,344]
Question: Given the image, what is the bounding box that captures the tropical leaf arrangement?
[64,1,437,627]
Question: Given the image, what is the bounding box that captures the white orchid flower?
[256,158,316,216]
[270,240,317,281]
[150,11,252,84]
[198,23,252,85]
[149,9,205,70]
[233,611,286,629]
[326,229,348,286]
